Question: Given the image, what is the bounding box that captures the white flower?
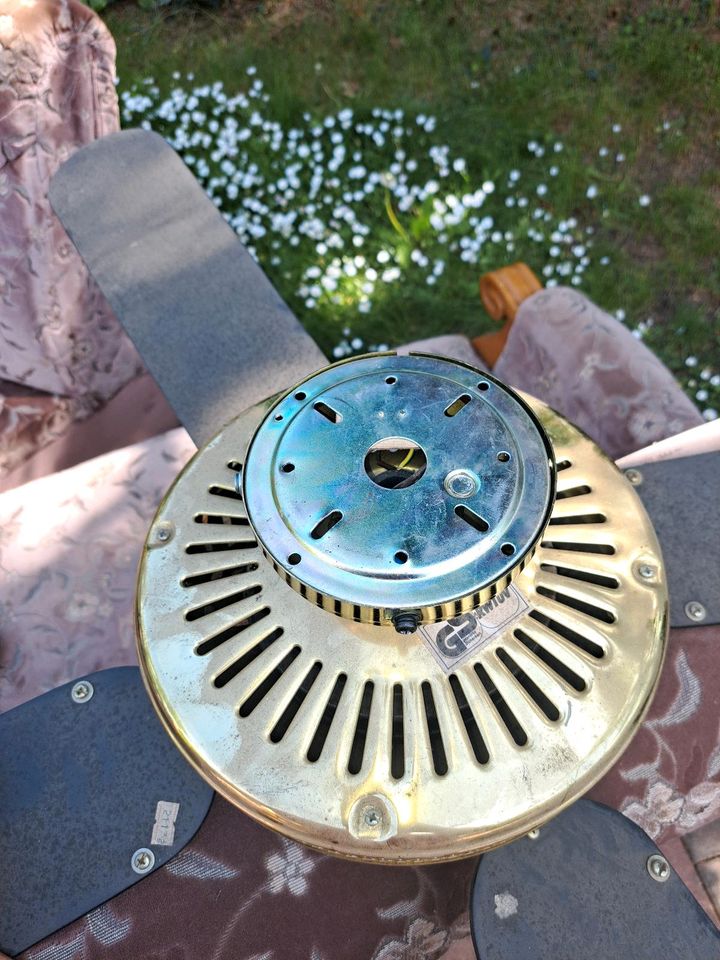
[598,146,609,157]
[615,308,626,321]
[616,152,625,162]
[685,356,698,367]
[704,409,718,421]
[612,122,622,133]
[481,180,495,194]
[509,169,521,182]
[549,165,559,176]
[586,185,598,199]
[639,194,651,207]
[536,184,547,196]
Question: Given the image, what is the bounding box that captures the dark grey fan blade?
[629,452,719,627]
[49,129,326,446]
[471,799,720,960]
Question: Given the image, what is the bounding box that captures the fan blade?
[49,129,327,446]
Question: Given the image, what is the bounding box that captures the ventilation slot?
[529,609,605,659]
[185,584,262,621]
[213,627,283,688]
[421,682,448,775]
[444,394,472,417]
[270,661,323,743]
[496,648,560,721]
[310,511,343,540]
[541,540,615,556]
[182,562,258,588]
[391,684,405,780]
[473,663,527,746]
[348,681,375,775]
[227,460,243,473]
[536,585,615,625]
[209,484,243,502]
[194,513,250,526]
[540,563,619,590]
[514,629,587,692]
[197,606,271,655]
[556,459,572,471]
[239,645,301,717]
[314,401,342,423]
[186,539,257,554]
[548,513,606,526]
[455,505,489,533]
[449,675,489,764]
[307,673,347,762]
[556,484,592,500]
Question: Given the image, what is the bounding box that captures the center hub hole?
[364,437,427,490]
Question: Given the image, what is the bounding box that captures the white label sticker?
[419,584,530,673]
[151,800,180,846]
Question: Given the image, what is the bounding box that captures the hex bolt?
[443,469,479,499]
[625,468,643,486]
[393,611,420,635]
[131,848,155,874]
[71,680,94,704]
[685,600,707,623]
[646,853,670,882]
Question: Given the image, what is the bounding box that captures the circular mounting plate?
[136,381,668,864]
[243,355,555,623]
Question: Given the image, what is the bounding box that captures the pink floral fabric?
[495,286,703,459]
[0,0,142,475]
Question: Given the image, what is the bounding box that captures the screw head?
[131,847,155,874]
[71,680,94,704]
[364,809,380,828]
[647,853,670,882]
[154,520,174,544]
[443,469,480,499]
[685,600,707,623]
[625,468,643,486]
[638,563,655,581]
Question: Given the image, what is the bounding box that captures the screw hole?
[274,414,283,421]
[288,553,301,565]
[394,550,409,564]
[281,463,295,473]
[294,391,307,401]
[501,542,516,556]
[497,451,510,462]
[478,381,490,391]
[385,376,397,385]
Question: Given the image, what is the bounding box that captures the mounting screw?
[685,600,707,623]
[646,854,670,883]
[638,563,656,581]
[364,808,381,828]
[131,848,155,874]
[392,611,420,634]
[624,468,643,486]
[443,469,480,499]
[154,521,174,545]
[71,680,94,704]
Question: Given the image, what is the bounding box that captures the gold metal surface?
[136,389,668,864]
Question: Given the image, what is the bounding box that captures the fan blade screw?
[131,848,155,874]
[646,854,670,882]
[624,468,643,486]
[685,600,707,622]
[71,680,94,703]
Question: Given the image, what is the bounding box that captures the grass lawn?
[106,0,720,416]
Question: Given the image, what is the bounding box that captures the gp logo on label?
[420,585,530,672]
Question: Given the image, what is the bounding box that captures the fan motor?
[137,353,667,863]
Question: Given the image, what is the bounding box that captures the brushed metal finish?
[136,377,667,864]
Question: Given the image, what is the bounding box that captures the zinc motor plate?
[136,364,667,864]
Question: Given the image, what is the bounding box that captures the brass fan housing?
[136,353,668,864]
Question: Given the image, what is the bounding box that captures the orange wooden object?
[472,262,542,368]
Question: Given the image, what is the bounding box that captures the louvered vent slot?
[474,663,528,746]
[539,564,619,590]
[194,513,250,526]
[209,484,244,502]
[556,459,572,471]
[239,645,301,717]
[197,607,271,655]
[496,648,560,721]
[391,684,405,780]
[307,673,347,762]
[348,681,375,775]
[514,628,587,692]
[555,484,591,500]
[528,609,605,658]
[185,584,262,621]
[444,394,472,417]
[213,627,283,688]
[455,504,489,533]
[182,562,258,588]
[227,460,243,473]
[186,539,257,554]
[449,674,489,764]
[541,540,615,555]
[548,513,606,526]
[270,661,323,742]
[421,682,448,775]
[536,586,615,624]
